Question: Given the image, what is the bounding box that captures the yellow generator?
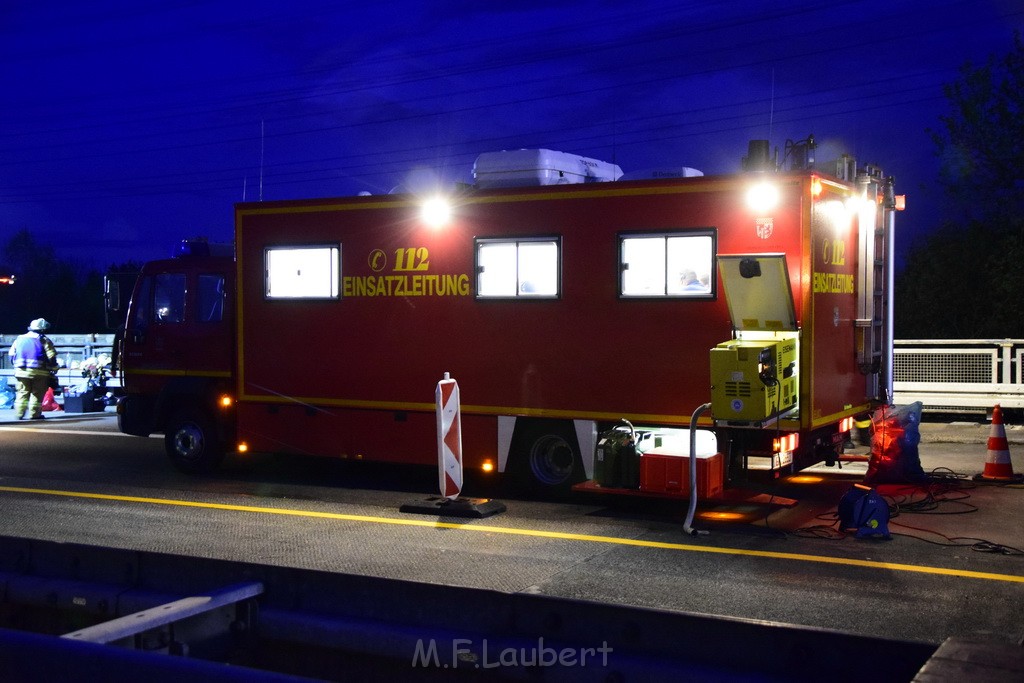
[711,339,797,421]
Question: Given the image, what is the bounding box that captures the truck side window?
[198,274,225,322]
[265,245,340,299]
[619,230,715,298]
[153,273,186,323]
[475,237,560,299]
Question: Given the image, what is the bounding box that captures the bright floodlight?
[421,196,452,228]
[746,182,779,213]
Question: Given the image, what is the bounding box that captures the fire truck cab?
[112,137,899,499]
[115,240,235,468]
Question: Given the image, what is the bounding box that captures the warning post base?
[400,495,507,518]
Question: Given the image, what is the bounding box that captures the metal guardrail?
[0,333,115,370]
[1,334,118,390]
[1,335,1016,414]
[893,339,1024,413]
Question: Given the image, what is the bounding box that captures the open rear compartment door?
[712,254,801,475]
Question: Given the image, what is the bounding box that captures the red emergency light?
[773,433,798,453]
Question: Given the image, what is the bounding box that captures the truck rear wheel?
[165,409,223,475]
[511,421,584,495]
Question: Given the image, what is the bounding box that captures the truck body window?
[619,231,715,298]
[265,245,340,299]
[476,237,560,299]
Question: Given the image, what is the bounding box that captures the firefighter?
[8,318,59,420]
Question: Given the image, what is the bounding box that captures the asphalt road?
[0,410,1022,652]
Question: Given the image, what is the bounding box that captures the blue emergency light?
[176,239,233,259]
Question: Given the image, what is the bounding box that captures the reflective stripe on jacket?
[9,332,46,369]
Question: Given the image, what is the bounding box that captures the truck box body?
[230,171,883,479]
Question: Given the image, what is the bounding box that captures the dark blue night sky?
[1,0,1020,269]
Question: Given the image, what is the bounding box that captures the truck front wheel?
[117,394,153,437]
[165,409,224,475]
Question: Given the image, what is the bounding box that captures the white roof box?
[473,149,623,189]
[620,167,704,181]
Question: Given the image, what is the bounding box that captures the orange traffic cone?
[974,405,1024,482]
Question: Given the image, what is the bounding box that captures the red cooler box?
[639,450,724,498]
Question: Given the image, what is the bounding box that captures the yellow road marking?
[1,484,1022,585]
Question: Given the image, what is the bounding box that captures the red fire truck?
[110,138,900,498]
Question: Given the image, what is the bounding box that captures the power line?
[0,1,1017,206]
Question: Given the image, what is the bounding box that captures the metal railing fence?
[892,339,1024,413]
[1,334,118,389]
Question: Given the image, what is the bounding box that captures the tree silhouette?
[933,32,1024,223]
[896,33,1024,338]
[0,229,107,334]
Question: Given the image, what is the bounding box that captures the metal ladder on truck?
[855,164,896,405]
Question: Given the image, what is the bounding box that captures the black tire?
[117,394,153,437]
[510,421,584,494]
[165,409,224,475]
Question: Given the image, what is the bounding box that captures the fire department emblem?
[755,217,774,239]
